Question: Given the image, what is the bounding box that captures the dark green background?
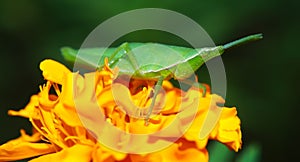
[0,0,298,161]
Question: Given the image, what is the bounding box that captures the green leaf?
[236,143,261,162]
[208,141,234,162]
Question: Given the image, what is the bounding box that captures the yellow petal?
[40,59,71,85]
[8,95,39,119]
[0,130,55,161]
[29,144,93,162]
[38,81,59,110]
[184,93,225,149]
[53,102,83,127]
[130,139,208,162]
[209,107,242,152]
[111,83,166,119]
[92,144,127,162]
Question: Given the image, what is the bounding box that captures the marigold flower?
[0,59,242,161]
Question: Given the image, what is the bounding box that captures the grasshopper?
[61,33,262,124]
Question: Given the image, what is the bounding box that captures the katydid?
[61,33,262,123]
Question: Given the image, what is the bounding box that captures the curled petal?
[38,81,59,110]
[40,59,71,85]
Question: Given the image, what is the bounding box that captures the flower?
[0,59,242,161]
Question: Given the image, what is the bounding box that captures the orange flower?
[0,59,242,161]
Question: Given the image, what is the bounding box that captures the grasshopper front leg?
[145,76,165,125]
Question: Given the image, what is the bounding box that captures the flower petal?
[130,139,208,162]
[0,130,55,161]
[92,144,127,162]
[8,95,39,119]
[40,59,71,85]
[29,144,93,162]
[209,107,242,152]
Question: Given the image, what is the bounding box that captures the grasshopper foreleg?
[145,76,164,125]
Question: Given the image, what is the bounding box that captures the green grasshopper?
[61,33,262,123]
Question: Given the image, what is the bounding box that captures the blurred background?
[0,0,298,161]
